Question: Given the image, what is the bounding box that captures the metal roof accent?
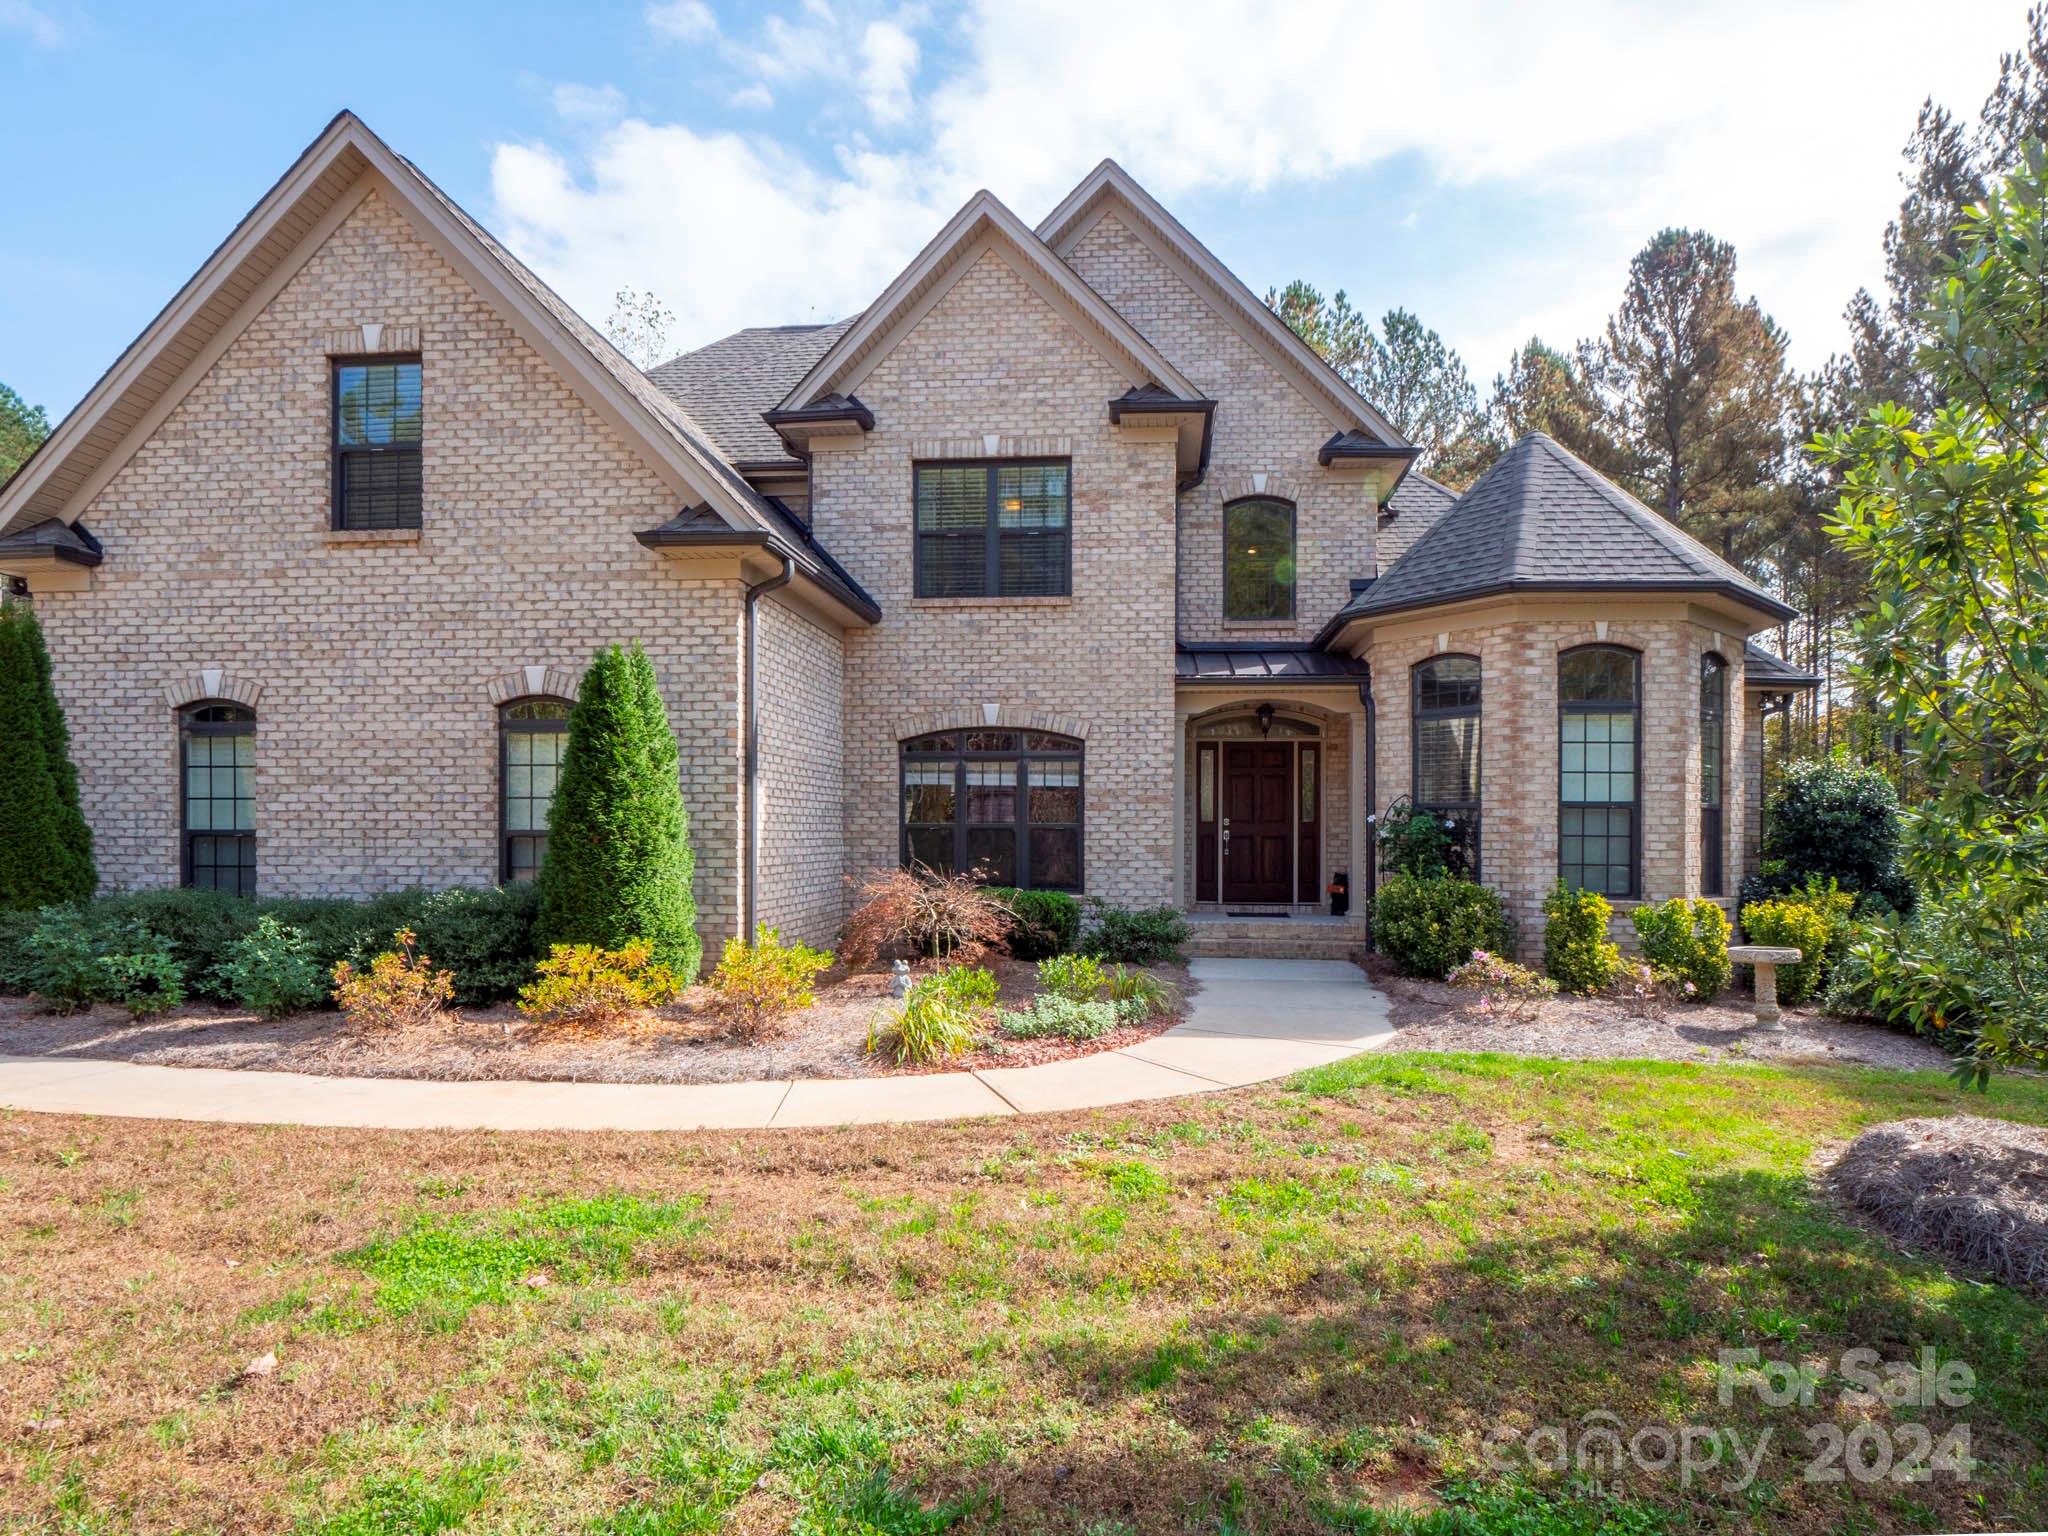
[1175,644,1371,684]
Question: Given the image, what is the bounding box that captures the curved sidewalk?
[0,959,1393,1131]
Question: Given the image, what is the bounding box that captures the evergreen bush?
[1543,884,1621,995]
[986,887,1080,959]
[1629,897,1732,1001]
[1738,899,1833,1005]
[1373,874,1513,980]
[0,603,95,908]
[536,644,700,982]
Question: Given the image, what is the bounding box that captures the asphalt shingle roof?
[1376,471,1459,568]
[647,321,857,465]
[1324,432,1795,635]
[1743,641,1820,689]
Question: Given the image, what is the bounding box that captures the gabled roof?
[1318,432,1797,642]
[647,320,856,465]
[1037,159,1408,447]
[778,188,1205,411]
[1376,469,1459,569]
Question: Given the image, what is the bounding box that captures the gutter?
[1360,673,1376,947]
[743,551,796,936]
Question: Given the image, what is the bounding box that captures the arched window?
[1223,497,1296,621]
[1558,646,1640,898]
[900,729,1083,890]
[1412,655,1482,878]
[180,702,256,896]
[1700,652,1728,896]
[501,697,571,882]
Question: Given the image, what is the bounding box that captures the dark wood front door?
[1222,742,1293,903]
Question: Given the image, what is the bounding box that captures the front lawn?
[5,1056,2047,1534]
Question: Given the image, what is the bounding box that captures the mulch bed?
[1825,1115,2048,1296]
[1364,954,1952,1072]
[0,957,1189,1085]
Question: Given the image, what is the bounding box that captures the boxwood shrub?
[986,887,1081,960]
[1373,874,1513,980]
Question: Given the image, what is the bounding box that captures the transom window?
[913,461,1070,598]
[180,702,256,897]
[332,356,423,530]
[1224,498,1296,621]
[501,697,571,882]
[1412,654,1482,878]
[900,729,1083,890]
[1558,645,1640,898]
[1701,652,1727,897]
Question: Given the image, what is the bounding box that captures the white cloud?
[494,0,2033,371]
[0,0,63,47]
[551,83,627,124]
[647,0,717,43]
[728,82,775,110]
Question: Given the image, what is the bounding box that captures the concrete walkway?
[0,959,1394,1132]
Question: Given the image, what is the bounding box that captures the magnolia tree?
[1814,140,2048,1076]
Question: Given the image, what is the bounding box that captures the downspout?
[1360,673,1376,944]
[743,551,797,936]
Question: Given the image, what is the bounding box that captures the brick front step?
[1185,938,1366,961]
[1184,915,1369,962]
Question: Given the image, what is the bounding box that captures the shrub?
[1543,884,1620,995]
[537,643,701,982]
[1103,964,1173,1020]
[1000,994,1120,1041]
[1763,749,1903,898]
[97,947,185,1018]
[22,918,111,1011]
[407,883,543,1005]
[1445,949,1556,1021]
[705,924,834,1039]
[1373,874,1513,980]
[1036,952,1107,1002]
[840,867,1012,967]
[0,906,37,992]
[1374,797,1452,879]
[79,888,256,990]
[0,602,95,909]
[1629,897,1731,1001]
[1079,903,1189,966]
[1607,958,1694,1018]
[516,940,680,1030]
[987,887,1080,960]
[867,965,994,1064]
[332,929,459,1031]
[1830,898,2048,1070]
[1777,875,1856,989]
[211,915,325,1018]
[1738,899,1832,1005]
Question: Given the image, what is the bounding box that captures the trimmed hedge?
[1543,884,1621,995]
[1373,874,1513,980]
[1630,897,1732,1001]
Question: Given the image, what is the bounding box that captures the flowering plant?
[1446,949,1557,1022]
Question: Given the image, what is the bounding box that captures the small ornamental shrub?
[537,643,701,982]
[332,929,459,1031]
[1374,797,1453,879]
[97,946,185,1018]
[1763,749,1903,897]
[211,915,325,1019]
[705,924,834,1039]
[1079,903,1189,966]
[0,906,37,992]
[1608,958,1694,1019]
[1445,949,1556,1021]
[867,965,994,1064]
[987,887,1081,960]
[1629,897,1731,1001]
[1738,899,1832,1005]
[1103,964,1173,1020]
[1543,884,1621,995]
[1373,874,1513,980]
[1000,994,1120,1041]
[408,883,543,1005]
[22,918,110,1011]
[1773,875,1856,991]
[516,940,680,1030]
[840,867,1013,967]
[1036,952,1108,1003]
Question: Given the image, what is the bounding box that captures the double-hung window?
[1412,655,1482,878]
[332,356,423,529]
[180,703,256,897]
[913,461,1070,598]
[501,697,571,881]
[1700,653,1727,896]
[1558,645,1641,898]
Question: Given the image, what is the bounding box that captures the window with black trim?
[1558,645,1640,898]
[501,697,571,882]
[333,356,423,529]
[913,460,1070,598]
[180,702,256,897]
[1224,497,1296,620]
[900,729,1082,889]
[1413,655,1481,878]
[1700,652,1727,897]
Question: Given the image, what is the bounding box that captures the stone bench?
[1729,945,1803,1029]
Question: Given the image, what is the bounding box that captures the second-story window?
[333,356,423,530]
[1224,497,1296,620]
[913,460,1070,598]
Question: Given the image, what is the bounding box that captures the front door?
[1222,742,1293,903]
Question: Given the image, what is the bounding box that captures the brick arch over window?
[486,666,582,707]
[887,706,1088,743]
[163,670,264,711]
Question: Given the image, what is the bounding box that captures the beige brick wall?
[1366,609,1754,956]
[811,247,1180,905]
[1064,212,1376,644]
[35,190,751,942]
[754,593,846,946]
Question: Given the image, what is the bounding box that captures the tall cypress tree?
[535,642,700,981]
[0,602,95,909]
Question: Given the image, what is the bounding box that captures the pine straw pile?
[1827,1115,2048,1296]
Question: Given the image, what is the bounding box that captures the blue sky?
[1,0,2032,423]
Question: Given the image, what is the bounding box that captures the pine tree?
[1486,338,1633,482]
[0,602,95,909]
[535,642,701,981]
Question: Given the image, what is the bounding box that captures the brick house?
[0,113,1815,960]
